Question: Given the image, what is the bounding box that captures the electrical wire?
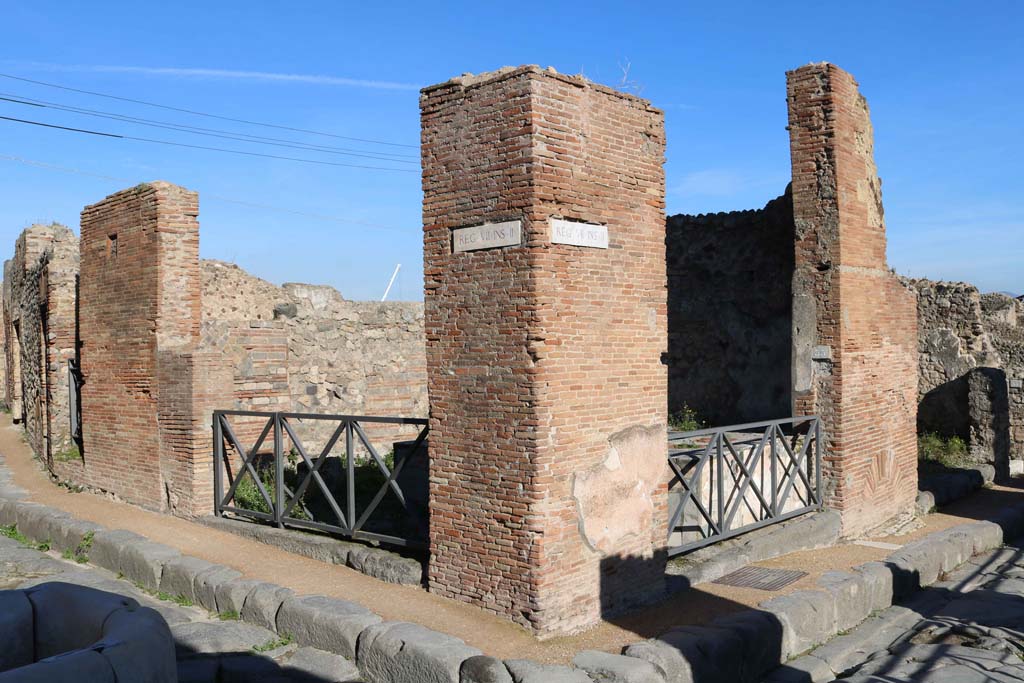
[0,153,417,232]
[0,92,419,161]
[0,115,418,172]
[0,72,418,148]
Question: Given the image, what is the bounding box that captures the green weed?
[253,633,293,652]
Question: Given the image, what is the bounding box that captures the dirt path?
[3,414,1021,664]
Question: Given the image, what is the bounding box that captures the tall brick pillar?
[787,63,919,536]
[79,181,227,515]
[421,66,668,636]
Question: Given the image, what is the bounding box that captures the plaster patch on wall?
[572,423,667,555]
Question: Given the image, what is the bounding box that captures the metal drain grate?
[712,566,807,592]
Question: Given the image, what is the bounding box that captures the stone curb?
[916,464,995,514]
[198,514,425,586]
[4,474,1022,683]
[0,490,521,683]
[666,510,841,587]
[627,507,1024,683]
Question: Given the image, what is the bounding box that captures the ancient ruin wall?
[200,260,427,448]
[787,63,919,536]
[666,190,794,425]
[911,278,1024,463]
[1,224,78,463]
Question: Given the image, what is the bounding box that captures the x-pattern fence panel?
[213,410,429,548]
[667,416,822,556]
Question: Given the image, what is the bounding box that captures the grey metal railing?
[213,410,429,548]
[667,415,822,556]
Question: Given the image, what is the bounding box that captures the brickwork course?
[421,65,669,636]
[0,181,425,516]
[787,63,919,537]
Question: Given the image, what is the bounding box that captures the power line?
[0,115,418,172]
[0,72,418,149]
[0,92,419,161]
[0,153,416,232]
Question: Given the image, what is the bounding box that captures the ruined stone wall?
[421,66,668,636]
[911,278,1024,463]
[1,224,78,463]
[787,63,919,536]
[666,190,794,425]
[201,260,426,449]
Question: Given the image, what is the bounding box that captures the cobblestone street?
[0,533,362,682]
[770,540,1024,682]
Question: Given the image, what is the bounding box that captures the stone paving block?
[159,555,217,603]
[622,624,747,683]
[241,582,294,631]
[171,620,278,655]
[818,570,872,633]
[194,564,243,612]
[51,517,103,555]
[215,578,262,615]
[0,498,18,525]
[347,545,424,585]
[24,508,72,546]
[10,503,46,539]
[277,594,382,659]
[89,528,146,573]
[573,649,666,683]
[963,520,1004,555]
[358,621,482,683]
[852,561,895,614]
[461,655,514,683]
[709,608,787,676]
[623,632,697,683]
[0,589,34,671]
[504,659,592,683]
[119,540,181,591]
[282,646,363,682]
[760,590,836,661]
[761,654,832,683]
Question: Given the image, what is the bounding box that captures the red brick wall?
[787,64,918,536]
[78,182,227,514]
[422,66,667,636]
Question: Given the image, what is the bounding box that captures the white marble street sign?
[452,220,522,253]
[549,218,609,249]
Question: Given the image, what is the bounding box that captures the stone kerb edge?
[4,479,1024,683]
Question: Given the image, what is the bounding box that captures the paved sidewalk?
[0,533,362,682]
[4,414,1024,664]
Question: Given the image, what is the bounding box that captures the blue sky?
[1,1,1021,299]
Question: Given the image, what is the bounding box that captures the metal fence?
[667,415,822,556]
[213,410,429,548]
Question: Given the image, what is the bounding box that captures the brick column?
[787,63,919,536]
[421,66,668,636]
[79,182,223,514]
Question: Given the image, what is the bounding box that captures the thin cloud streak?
[6,61,419,91]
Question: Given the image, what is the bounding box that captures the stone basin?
[0,581,177,682]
